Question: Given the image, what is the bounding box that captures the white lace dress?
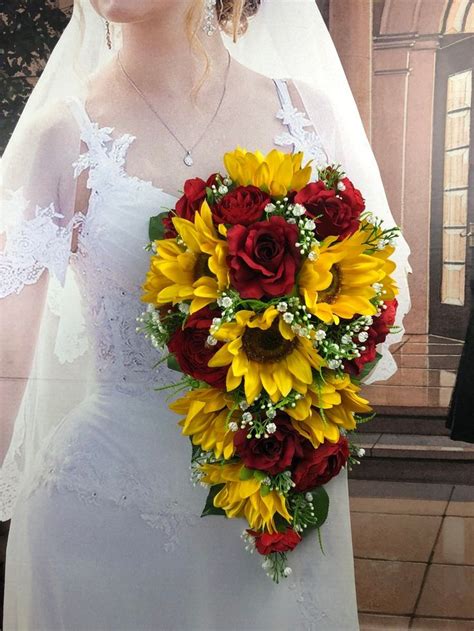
[2,79,360,631]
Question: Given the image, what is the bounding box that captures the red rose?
[371,298,398,344]
[294,180,363,240]
[344,337,377,376]
[234,414,306,475]
[167,307,227,388]
[227,216,302,299]
[162,215,178,239]
[344,299,398,376]
[338,176,365,214]
[247,528,302,555]
[176,174,218,220]
[163,174,218,238]
[213,185,270,226]
[292,437,350,492]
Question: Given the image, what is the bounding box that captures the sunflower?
[223,147,312,197]
[200,462,292,533]
[372,245,398,301]
[208,307,325,404]
[141,201,228,314]
[170,388,236,460]
[361,220,399,301]
[299,229,385,325]
[286,370,372,448]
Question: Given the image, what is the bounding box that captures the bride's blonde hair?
[185,0,261,98]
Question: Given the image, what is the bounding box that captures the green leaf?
[148,212,170,242]
[260,485,271,497]
[312,486,330,525]
[301,486,330,538]
[358,352,383,382]
[239,466,254,481]
[201,484,226,517]
[166,355,182,373]
[253,470,267,482]
[273,514,292,533]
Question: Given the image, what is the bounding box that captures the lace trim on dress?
[273,78,329,167]
[0,188,82,298]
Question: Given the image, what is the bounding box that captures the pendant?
[183,151,194,167]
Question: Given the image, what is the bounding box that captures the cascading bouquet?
[139,148,400,582]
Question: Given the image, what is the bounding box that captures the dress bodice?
[66,79,330,396]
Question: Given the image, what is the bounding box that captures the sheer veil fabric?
[0,0,410,546]
[0,0,411,523]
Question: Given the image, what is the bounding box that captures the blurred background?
[1,1,473,629]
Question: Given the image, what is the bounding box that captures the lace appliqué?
[0,188,81,298]
[275,103,329,167]
[27,432,199,552]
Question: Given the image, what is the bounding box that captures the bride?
[0,1,411,629]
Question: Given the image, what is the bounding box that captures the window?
[441,69,472,305]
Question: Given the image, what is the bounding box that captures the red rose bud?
[248,528,302,556]
[174,173,218,221]
[344,299,398,376]
[292,437,350,492]
[162,214,177,239]
[234,414,306,475]
[338,176,365,214]
[167,306,227,388]
[344,337,377,376]
[227,215,302,299]
[294,180,363,241]
[213,185,271,226]
[371,298,398,345]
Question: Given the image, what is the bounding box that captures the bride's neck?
[119,11,230,99]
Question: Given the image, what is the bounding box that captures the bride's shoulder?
[14,98,83,159]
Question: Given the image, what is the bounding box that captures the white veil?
[0,0,411,521]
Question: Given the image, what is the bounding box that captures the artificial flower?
[286,371,372,448]
[299,229,385,324]
[167,306,227,388]
[170,387,236,460]
[247,527,302,555]
[234,414,306,475]
[227,215,301,299]
[200,462,292,533]
[292,436,350,492]
[223,147,312,197]
[163,174,217,238]
[213,185,270,226]
[294,178,364,240]
[208,307,325,403]
[141,201,228,314]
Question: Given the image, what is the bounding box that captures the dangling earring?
[202,0,218,36]
[104,20,112,50]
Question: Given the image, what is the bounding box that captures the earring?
[202,0,218,36]
[105,19,112,50]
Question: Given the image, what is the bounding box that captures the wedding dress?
[2,79,360,631]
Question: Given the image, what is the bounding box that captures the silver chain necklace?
[116,50,231,167]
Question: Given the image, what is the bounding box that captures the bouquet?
[139,148,400,582]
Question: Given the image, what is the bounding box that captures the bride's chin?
[88,0,181,24]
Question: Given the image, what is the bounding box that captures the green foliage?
[0,1,70,153]
[148,212,170,241]
[201,484,226,517]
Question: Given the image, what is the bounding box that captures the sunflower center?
[194,253,212,280]
[242,321,296,363]
[317,263,343,305]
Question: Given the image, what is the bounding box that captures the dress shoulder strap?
[273,78,294,111]
[272,78,330,165]
[65,96,97,140]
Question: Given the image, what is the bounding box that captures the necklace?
[117,50,231,167]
